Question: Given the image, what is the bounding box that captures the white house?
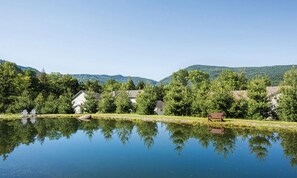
[72,91,100,114]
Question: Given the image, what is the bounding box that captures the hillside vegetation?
[71,74,158,84]
[160,65,295,86]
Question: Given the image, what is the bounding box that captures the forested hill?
[70,74,158,85]
[0,59,40,73]
[160,64,295,86]
[0,59,157,84]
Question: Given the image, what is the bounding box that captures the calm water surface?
[0,118,296,178]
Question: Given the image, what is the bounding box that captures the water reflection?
[0,118,296,168]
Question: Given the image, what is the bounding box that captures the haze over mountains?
[1,59,295,86]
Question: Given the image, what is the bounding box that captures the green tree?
[164,82,191,116]
[81,80,103,93]
[115,91,132,114]
[207,80,234,117]
[7,90,35,113]
[229,98,249,118]
[247,77,270,120]
[191,81,210,117]
[136,86,157,115]
[98,92,116,113]
[104,79,121,91]
[122,79,136,90]
[0,62,22,113]
[216,70,248,90]
[58,92,73,114]
[278,67,297,121]
[136,80,145,90]
[83,91,98,113]
[41,94,58,114]
[35,93,45,114]
[188,70,209,87]
[172,69,189,86]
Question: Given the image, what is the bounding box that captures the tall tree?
[191,81,210,117]
[83,91,98,113]
[81,80,103,93]
[115,91,132,114]
[136,80,145,90]
[98,91,116,113]
[136,86,157,115]
[7,90,35,113]
[247,77,270,120]
[207,80,234,117]
[122,79,136,90]
[58,91,73,114]
[216,70,248,90]
[0,62,22,113]
[278,67,297,121]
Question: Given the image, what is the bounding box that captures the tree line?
[0,61,296,121]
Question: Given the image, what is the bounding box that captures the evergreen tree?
[136,80,145,90]
[216,70,248,90]
[164,82,191,116]
[247,77,270,120]
[207,80,234,117]
[83,91,98,113]
[115,91,132,114]
[35,93,45,114]
[0,62,22,113]
[122,79,136,90]
[7,90,35,113]
[164,69,191,116]
[191,81,210,117]
[58,92,73,114]
[136,86,157,115]
[98,92,116,113]
[104,79,121,92]
[41,94,58,114]
[278,67,297,121]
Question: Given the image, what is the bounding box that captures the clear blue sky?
[0,0,296,81]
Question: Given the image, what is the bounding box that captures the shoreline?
[1,113,297,132]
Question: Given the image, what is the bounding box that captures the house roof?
[72,90,101,101]
[112,90,144,98]
[267,86,280,97]
[232,90,248,100]
[155,100,165,108]
[232,86,280,100]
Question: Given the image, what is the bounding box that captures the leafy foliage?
[278,67,297,121]
[136,86,157,115]
[115,91,132,114]
[247,77,270,120]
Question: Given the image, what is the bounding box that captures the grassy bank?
[1,113,297,132]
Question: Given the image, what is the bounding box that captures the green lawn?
[1,113,297,132]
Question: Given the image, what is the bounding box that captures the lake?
[0,118,296,178]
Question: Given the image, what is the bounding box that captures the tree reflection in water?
[0,118,296,168]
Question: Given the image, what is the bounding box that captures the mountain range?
[160,64,295,86]
[1,59,295,86]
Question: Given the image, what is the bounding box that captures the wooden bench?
[208,113,224,122]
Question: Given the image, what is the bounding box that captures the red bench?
[208,113,224,122]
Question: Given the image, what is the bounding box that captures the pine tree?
[278,67,297,121]
[207,80,234,117]
[136,86,157,115]
[98,92,116,113]
[58,92,73,114]
[115,91,132,114]
[247,77,270,120]
[83,91,98,113]
[7,90,35,113]
[41,94,58,114]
